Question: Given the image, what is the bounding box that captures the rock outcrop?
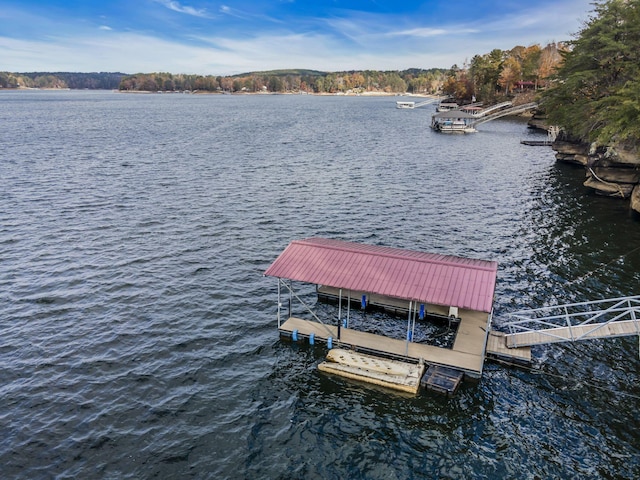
[551,134,640,212]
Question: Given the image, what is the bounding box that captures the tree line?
[441,42,565,104]
[0,72,125,89]
[116,69,447,95]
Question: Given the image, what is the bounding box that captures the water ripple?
[0,91,639,479]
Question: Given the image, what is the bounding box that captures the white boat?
[396,101,415,109]
[431,111,477,133]
[434,120,477,133]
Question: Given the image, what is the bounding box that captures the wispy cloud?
[154,0,209,18]
[219,5,245,19]
[219,4,284,25]
[389,27,478,38]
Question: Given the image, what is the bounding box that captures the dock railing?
[504,295,640,348]
[472,102,538,127]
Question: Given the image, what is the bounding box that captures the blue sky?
[1,0,594,75]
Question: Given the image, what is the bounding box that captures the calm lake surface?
[1,90,639,479]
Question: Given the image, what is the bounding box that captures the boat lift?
[502,295,640,357]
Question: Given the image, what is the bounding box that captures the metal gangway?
[472,102,538,127]
[413,97,445,108]
[477,101,512,116]
[396,96,446,109]
[503,295,640,352]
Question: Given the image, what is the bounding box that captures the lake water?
[1,90,639,479]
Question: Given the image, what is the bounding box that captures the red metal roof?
[264,238,498,313]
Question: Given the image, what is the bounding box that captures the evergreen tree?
[541,0,640,145]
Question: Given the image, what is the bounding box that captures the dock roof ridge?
[294,237,497,272]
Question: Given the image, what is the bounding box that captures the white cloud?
[154,0,209,18]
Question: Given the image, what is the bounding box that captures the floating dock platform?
[319,349,425,394]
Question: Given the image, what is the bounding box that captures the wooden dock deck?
[486,332,531,365]
[280,317,485,377]
[280,304,512,378]
[314,286,532,365]
[280,313,532,377]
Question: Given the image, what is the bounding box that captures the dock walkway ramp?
[503,295,640,348]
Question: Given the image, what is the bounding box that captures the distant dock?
[521,139,553,146]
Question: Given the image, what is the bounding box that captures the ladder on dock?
[503,295,640,348]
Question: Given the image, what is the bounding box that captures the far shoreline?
[0,86,439,98]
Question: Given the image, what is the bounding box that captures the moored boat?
[431,111,477,133]
[396,101,415,109]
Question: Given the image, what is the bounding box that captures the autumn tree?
[537,42,564,87]
[521,45,542,84]
[498,56,522,94]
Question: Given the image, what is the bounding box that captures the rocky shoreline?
[529,114,640,214]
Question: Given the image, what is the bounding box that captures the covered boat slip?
[265,238,530,385]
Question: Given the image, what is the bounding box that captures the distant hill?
[233,69,327,78]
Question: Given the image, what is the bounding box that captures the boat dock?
[431,102,538,133]
[266,239,639,396]
[265,238,531,395]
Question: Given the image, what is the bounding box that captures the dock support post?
[346,293,350,329]
[309,333,315,345]
[406,301,413,355]
[411,305,416,341]
[277,279,281,328]
[338,289,342,340]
